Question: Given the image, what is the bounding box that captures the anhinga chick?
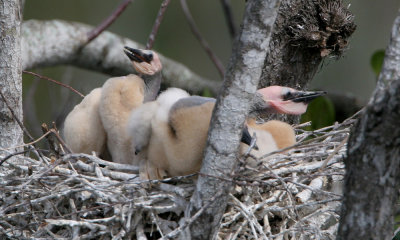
[63,47,164,164]
[128,86,325,179]
[98,47,163,164]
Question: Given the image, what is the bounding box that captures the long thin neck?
[248,92,273,119]
[142,72,161,102]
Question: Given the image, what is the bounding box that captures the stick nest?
[0,115,356,239]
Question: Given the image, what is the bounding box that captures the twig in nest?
[319,135,348,172]
[180,0,225,78]
[0,150,29,166]
[86,0,133,45]
[23,71,84,98]
[146,0,172,50]
[0,130,52,152]
[41,123,64,157]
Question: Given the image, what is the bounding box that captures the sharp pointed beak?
[241,126,258,150]
[284,90,327,103]
[124,46,153,63]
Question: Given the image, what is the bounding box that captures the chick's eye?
[283,91,292,100]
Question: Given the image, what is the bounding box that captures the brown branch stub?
[23,71,84,98]
[180,0,226,78]
[86,0,133,45]
[146,0,172,50]
[41,123,63,157]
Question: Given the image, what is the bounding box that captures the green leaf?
[300,96,335,131]
[393,230,400,240]
[370,49,385,77]
[201,88,214,98]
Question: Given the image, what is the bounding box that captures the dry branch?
[21,20,220,95]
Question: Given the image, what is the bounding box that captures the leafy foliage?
[371,49,385,77]
[301,96,335,131]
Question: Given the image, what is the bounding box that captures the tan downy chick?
[131,86,325,179]
[62,47,161,162]
[99,47,162,165]
[128,88,191,179]
[63,88,106,157]
[247,119,296,149]
[240,119,296,165]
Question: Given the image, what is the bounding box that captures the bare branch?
[86,0,133,45]
[23,71,84,98]
[220,0,237,38]
[146,0,172,50]
[22,20,220,95]
[184,0,281,238]
[180,0,226,78]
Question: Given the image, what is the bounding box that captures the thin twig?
[23,71,84,98]
[146,0,172,50]
[180,0,225,78]
[220,0,237,38]
[0,131,51,152]
[0,150,30,166]
[0,89,35,142]
[319,135,348,172]
[49,129,72,154]
[86,0,133,45]
[41,123,62,157]
[0,89,47,164]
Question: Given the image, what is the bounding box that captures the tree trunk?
[0,0,23,154]
[182,0,281,239]
[261,0,356,123]
[337,10,400,240]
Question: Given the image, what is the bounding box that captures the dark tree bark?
[337,10,400,240]
[0,0,23,153]
[182,0,281,239]
[261,0,356,123]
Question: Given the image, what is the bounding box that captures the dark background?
[22,0,400,135]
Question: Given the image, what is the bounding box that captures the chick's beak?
[124,46,153,63]
[241,126,258,150]
[284,90,327,103]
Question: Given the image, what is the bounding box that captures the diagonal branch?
[86,0,133,45]
[183,0,281,239]
[23,71,84,98]
[180,0,226,78]
[146,0,172,50]
[22,20,220,95]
